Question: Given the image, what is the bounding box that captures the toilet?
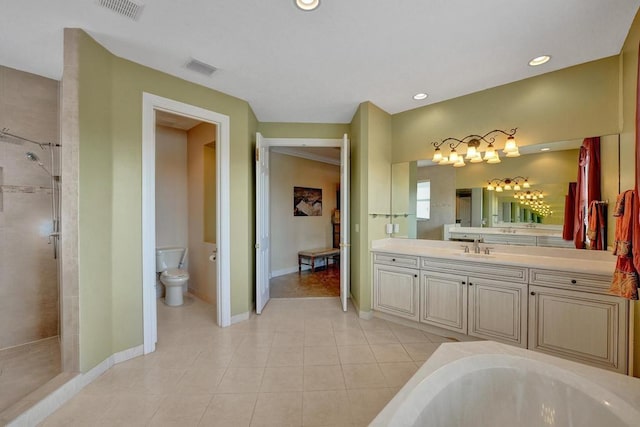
[156,247,190,306]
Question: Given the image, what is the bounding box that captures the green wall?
[349,102,392,314]
[77,32,114,371]
[392,57,620,164]
[73,29,257,371]
[349,104,366,313]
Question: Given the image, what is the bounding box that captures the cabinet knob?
[570,279,577,284]
[530,291,536,296]
[461,281,466,285]
[414,274,418,278]
[469,282,473,286]
[392,258,396,262]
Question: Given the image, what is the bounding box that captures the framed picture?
[294,186,322,216]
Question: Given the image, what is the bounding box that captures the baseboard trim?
[231,311,250,324]
[7,344,143,427]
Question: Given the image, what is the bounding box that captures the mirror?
[391,135,620,247]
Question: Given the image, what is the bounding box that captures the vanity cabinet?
[420,271,468,334]
[371,247,629,373]
[468,278,528,347]
[418,258,528,347]
[528,270,628,374]
[372,253,420,321]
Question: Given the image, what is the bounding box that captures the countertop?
[371,238,617,276]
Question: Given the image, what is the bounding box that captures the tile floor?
[0,337,60,413]
[40,296,451,426]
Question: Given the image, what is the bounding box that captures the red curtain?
[573,137,601,248]
[562,182,577,240]
[634,41,640,273]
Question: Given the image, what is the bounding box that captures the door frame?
[258,136,350,310]
[142,93,231,354]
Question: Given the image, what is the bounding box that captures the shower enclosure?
[0,128,61,412]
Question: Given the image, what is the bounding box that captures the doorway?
[142,94,231,354]
[255,135,350,313]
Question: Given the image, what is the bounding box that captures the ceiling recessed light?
[529,55,551,66]
[413,93,428,100]
[295,0,320,11]
[540,147,551,151]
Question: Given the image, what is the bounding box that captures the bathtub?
[371,341,640,427]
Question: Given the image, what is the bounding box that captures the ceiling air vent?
[97,0,144,21]
[185,59,218,77]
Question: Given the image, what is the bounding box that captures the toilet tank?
[156,247,186,272]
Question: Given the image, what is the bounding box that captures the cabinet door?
[468,277,527,347]
[420,271,467,334]
[528,285,628,374]
[373,264,419,321]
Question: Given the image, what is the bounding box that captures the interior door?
[340,134,350,311]
[255,133,270,314]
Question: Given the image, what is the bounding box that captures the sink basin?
[453,253,496,259]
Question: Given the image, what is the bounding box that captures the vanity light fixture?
[529,55,551,66]
[514,190,545,200]
[295,0,320,11]
[431,128,518,167]
[486,176,530,191]
[413,93,428,100]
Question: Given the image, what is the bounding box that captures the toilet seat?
[162,268,189,279]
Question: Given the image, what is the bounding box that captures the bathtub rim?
[371,341,640,427]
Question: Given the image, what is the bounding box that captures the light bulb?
[438,156,449,165]
[453,157,466,168]
[487,183,494,191]
[449,149,459,163]
[514,184,521,191]
[506,149,520,158]
[523,180,530,188]
[295,0,320,11]
[432,147,442,163]
[484,144,496,160]
[504,184,512,190]
[504,136,517,153]
[470,153,483,163]
[465,145,477,159]
[495,186,503,192]
[487,152,501,164]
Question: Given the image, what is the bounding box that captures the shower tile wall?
[0,66,60,350]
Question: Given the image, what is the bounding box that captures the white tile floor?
[40,296,450,426]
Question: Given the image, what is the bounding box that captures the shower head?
[26,151,41,163]
[25,151,52,176]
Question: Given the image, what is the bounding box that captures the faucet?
[473,238,482,254]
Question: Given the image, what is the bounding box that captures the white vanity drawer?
[420,257,528,284]
[449,232,480,242]
[536,236,574,248]
[529,268,611,294]
[482,234,537,246]
[373,252,420,268]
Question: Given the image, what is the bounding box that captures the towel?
[586,201,606,250]
[610,190,639,300]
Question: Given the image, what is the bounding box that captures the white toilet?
[156,247,190,306]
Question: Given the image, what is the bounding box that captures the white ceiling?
[1,0,638,123]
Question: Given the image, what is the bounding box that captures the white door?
[255,133,270,314]
[340,134,350,311]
